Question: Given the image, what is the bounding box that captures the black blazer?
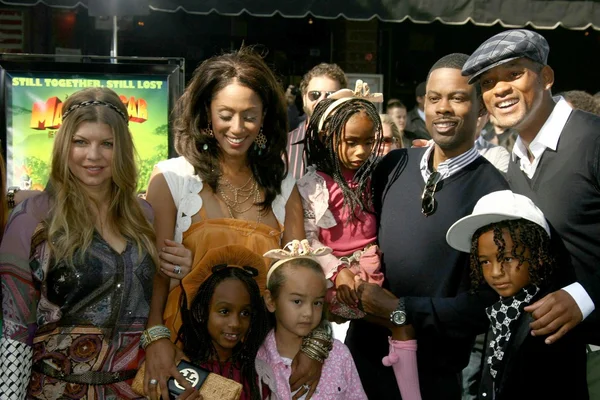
[478,290,589,400]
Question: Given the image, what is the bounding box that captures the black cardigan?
[507,109,600,343]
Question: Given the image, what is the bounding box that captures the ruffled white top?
[156,156,296,242]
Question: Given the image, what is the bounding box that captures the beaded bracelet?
[300,320,333,363]
[140,325,171,349]
[301,345,325,363]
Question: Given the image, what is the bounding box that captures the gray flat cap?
[462,29,549,84]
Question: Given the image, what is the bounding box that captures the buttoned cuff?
[562,282,595,320]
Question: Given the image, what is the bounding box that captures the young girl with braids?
[446,190,588,400]
[256,240,366,399]
[297,81,422,400]
[177,244,271,400]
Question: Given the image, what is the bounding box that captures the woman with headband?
[0,87,158,399]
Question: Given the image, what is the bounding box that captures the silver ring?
[302,384,310,391]
[173,265,182,275]
[149,378,158,385]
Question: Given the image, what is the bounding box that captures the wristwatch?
[390,297,407,326]
[7,186,20,209]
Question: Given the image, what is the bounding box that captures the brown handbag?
[131,361,243,400]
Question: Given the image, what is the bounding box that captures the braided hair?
[178,268,269,400]
[304,97,383,221]
[469,219,556,291]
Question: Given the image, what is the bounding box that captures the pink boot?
[382,337,422,400]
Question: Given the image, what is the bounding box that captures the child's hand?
[159,239,193,280]
[335,267,359,306]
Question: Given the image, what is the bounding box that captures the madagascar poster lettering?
[9,74,169,191]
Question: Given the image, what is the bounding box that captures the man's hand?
[289,351,323,399]
[411,139,432,148]
[524,289,583,345]
[354,276,399,319]
[335,267,358,306]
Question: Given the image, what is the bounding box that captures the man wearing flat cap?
[464,29,600,346]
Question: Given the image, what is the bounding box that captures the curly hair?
[178,267,269,400]
[304,97,383,221]
[469,219,556,291]
[173,47,288,211]
[299,63,347,95]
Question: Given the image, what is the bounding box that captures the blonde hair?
[380,114,403,148]
[48,87,157,266]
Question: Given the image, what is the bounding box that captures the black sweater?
[507,109,600,343]
[345,148,509,400]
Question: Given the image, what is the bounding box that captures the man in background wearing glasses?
[347,53,508,400]
[287,63,347,180]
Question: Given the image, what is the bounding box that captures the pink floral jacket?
[255,330,368,400]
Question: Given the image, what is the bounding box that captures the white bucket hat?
[446,190,550,253]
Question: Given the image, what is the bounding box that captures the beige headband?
[317,79,384,132]
[264,239,332,285]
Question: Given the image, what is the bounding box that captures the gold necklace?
[218,176,263,235]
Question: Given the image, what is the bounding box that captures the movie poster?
[8,74,169,191]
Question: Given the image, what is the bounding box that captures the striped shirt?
[419,145,481,182]
[287,121,308,180]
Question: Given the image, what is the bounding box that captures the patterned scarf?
[485,284,539,379]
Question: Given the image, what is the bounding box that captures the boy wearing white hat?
[446,190,587,400]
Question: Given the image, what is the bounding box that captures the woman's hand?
[159,239,193,280]
[144,338,192,400]
[289,351,323,400]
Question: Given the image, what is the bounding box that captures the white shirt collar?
[512,96,572,162]
[419,145,481,183]
[511,97,573,178]
[417,108,426,121]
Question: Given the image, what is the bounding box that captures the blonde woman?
[0,87,158,399]
[380,114,402,155]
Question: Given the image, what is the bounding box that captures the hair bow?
[318,79,384,131]
[264,239,332,260]
[264,240,332,284]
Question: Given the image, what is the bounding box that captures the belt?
[339,244,375,266]
[33,362,137,385]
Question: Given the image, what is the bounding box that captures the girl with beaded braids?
[298,81,423,400]
[446,190,587,400]
[299,81,385,319]
[144,47,331,400]
[0,87,159,399]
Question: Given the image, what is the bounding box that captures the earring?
[254,127,267,155]
[203,122,213,151]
